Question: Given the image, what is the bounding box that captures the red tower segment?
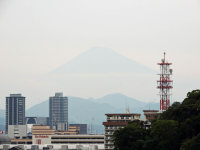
[157,52,173,111]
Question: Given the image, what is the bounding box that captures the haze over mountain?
[53,47,155,74]
[42,47,157,106]
[0,0,199,113]
[0,93,159,132]
[25,93,159,133]
[94,93,146,110]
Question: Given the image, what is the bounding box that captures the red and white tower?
[157,52,173,111]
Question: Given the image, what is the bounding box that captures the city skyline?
[0,0,200,109]
[1,0,199,149]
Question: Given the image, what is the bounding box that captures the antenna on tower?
[164,52,166,62]
[126,106,130,114]
[157,52,173,112]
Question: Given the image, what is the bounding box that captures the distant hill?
[52,47,155,74]
[26,93,159,133]
[94,93,147,113]
[26,100,49,117]
[26,94,159,121]
[0,94,159,133]
[26,96,118,125]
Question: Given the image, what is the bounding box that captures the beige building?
[32,134,104,148]
[8,125,27,139]
[66,126,80,135]
[32,125,55,144]
[32,125,104,148]
[103,113,141,150]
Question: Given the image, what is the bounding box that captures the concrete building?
[0,135,11,145]
[11,138,32,145]
[8,125,27,139]
[32,125,55,135]
[6,94,25,132]
[66,126,80,135]
[103,113,141,150]
[4,125,104,149]
[69,124,87,134]
[32,125,55,145]
[50,134,104,145]
[26,117,50,135]
[49,93,68,131]
[32,134,104,146]
[143,110,159,121]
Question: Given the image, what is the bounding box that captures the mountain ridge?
[26,93,159,122]
[0,93,159,133]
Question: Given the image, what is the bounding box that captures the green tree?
[112,89,200,150]
[161,89,200,122]
[181,133,200,150]
[150,120,180,150]
[113,121,148,150]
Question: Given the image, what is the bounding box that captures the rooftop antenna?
[164,52,166,62]
[126,105,130,114]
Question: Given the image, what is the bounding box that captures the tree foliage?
[181,133,200,150]
[113,121,148,150]
[113,89,200,150]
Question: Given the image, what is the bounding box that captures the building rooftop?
[105,113,141,116]
[55,92,63,97]
[143,110,159,113]
[0,135,11,144]
[9,94,23,97]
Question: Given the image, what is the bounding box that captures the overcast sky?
[0,0,200,109]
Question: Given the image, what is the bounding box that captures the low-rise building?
[31,125,104,149]
[32,134,104,145]
[143,110,159,121]
[69,124,87,134]
[51,134,104,145]
[32,125,55,144]
[66,126,80,135]
[0,135,11,144]
[8,125,27,139]
[11,137,32,145]
[32,125,55,135]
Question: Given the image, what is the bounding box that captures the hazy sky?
[0,0,200,109]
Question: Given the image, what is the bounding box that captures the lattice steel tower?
[157,52,173,111]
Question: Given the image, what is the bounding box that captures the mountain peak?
[99,93,129,99]
[52,47,154,74]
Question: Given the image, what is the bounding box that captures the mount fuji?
[53,47,155,74]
